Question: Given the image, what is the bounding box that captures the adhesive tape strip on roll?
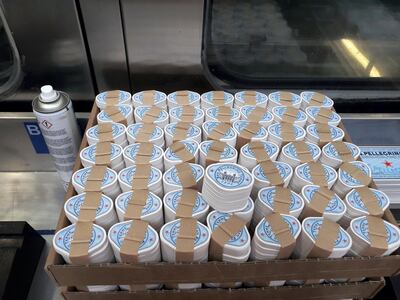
[173,122,191,142]
[259,160,284,186]
[249,141,271,162]
[180,106,195,123]
[308,92,325,106]
[142,107,162,123]
[124,189,149,220]
[207,123,231,141]
[176,163,197,189]
[314,108,333,124]
[307,218,340,258]
[78,191,103,222]
[316,124,332,145]
[360,216,388,256]
[281,107,299,124]
[142,90,157,105]
[292,141,313,163]
[175,90,191,106]
[212,91,226,106]
[175,217,197,262]
[247,107,265,123]
[209,214,246,261]
[217,106,232,123]
[301,186,334,219]
[135,142,153,164]
[236,122,261,150]
[98,123,114,143]
[94,141,112,166]
[105,90,120,106]
[273,186,292,214]
[278,92,294,106]
[136,124,156,143]
[120,219,150,263]
[331,141,353,162]
[308,162,328,187]
[340,162,372,186]
[175,189,198,219]
[69,220,93,264]
[242,91,257,105]
[264,213,296,259]
[281,123,296,143]
[170,142,195,164]
[84,165,108,192]
[103,106,127,126]
[205,140,226,167]
[355,187,383,217]
[131,164,151,190]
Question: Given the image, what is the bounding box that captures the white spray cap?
[40,85,58,102]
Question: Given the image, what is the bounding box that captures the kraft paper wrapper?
[124,189,149,220]
[172,122,191,142]
[175,188,198,219]
[361,216,388,256]
[84,165,107,192]
[170,142,195,164]
[242,91,257,105]
[207,123,231,141]
[307,218,340,258]
[331,141,353,162]
[131,164,151,190]
[301,186,334,219]
[355,187,383,217]
[247,107,266,123]
[78,191,103,222]
[180,106,195,123]
[136,124,156,143]
[205,140,226,167]
[281,123,296,143]
[314,108,333,124]
[273,187,292,214]
[236,123,261,150]
[142,107,162,123]
[104,90,120,105]
[209,214,246,261]
[120,219,149,263]
[308,162,328,187]
[98,123,114,143]
[278,92,295,106]
[175,90,190,106]
[103,106,127,126]
[176,163,197,189]
[292,141,313,163]
[211,91,227,106]
[135,142,153,164]
[281,107,299,124]
[249,141,271,162]
[69,220,94,264]
[259,160,284,186]
[308,92,325,106]
[316,123,332,145]
[217,106,232,123]
[94,141,112,166]
[264,213,296,259]
[340,162,372,186]
[142,90,157,105]
[175,217,197,262]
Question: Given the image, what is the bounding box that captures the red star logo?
[384,161,393,167]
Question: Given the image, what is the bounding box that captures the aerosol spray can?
[32,85,81,191]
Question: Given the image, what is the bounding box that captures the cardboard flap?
[281,107,299,124]
[175,218,197,262]
[315,108,333,124]
[175,90,190,105]
[264,213,295,259]
[340,163,372,186]
[242,91,257,105]
[98,123,114,142]
[78,191,102,222]
[259,160,284,186]
[362,216,388,256]
[316,124,332,145]
[120,219,149,263]
[247,107,266,122]
[131,164,151,190]
[180,106,195,123]
[236,123,261,150]
[302,186,334,218]
[205,140,226,167]
[308,162,328,187]
[69,220,93,264]
[210,215,246,261]
[292,141,313,163]
[142,90,157,105]
[176,163,197,189]
[173,122,191,142]
[217,106,232,123]
[207,123,231,141]
[273,186,292,214]
[94,141,112,166]
[331,141,353,162]
[175,189,198,219]
[104,90,120,105]
[124,189,149,220]
[249,141,271,162]
[308,219,340,258]
[142,107,162,123]
[84,165,107,192]
[136,124,156,143]
[103,106,127,126]
[281,123,296,143]
[170,142,195,164]
[135,142,154,164]
[308,92,325,106]
[279,92,294,106]
[355,187,383,217]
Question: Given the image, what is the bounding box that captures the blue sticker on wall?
[24,122,49,154]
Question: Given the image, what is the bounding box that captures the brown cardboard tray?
[46,103,400,298]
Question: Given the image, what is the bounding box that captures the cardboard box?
[46,103,400,299]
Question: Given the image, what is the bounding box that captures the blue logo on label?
[24,122,49,154]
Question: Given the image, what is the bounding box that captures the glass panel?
[204,0,400,88]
